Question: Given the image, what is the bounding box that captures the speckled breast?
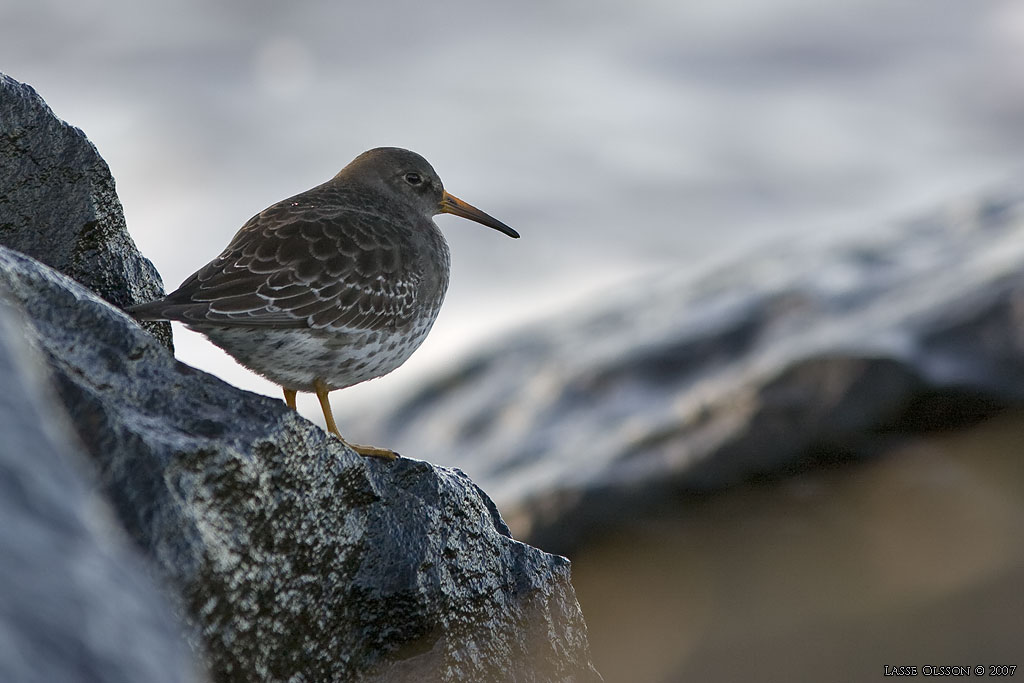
[196,311,442,392]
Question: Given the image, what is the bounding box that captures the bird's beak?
[439,191,520,238]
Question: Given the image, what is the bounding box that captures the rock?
[0,245,601,682]
[358,189,1024,552]
[0,73,600,680]
[0,287,197,683]
[0,72,171,349]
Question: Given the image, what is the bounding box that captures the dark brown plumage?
[130,147,518,457]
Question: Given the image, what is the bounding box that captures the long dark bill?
[440,191,520,238]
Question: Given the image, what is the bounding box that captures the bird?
[129,147,519,459]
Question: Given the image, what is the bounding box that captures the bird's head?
[341,147,520,238]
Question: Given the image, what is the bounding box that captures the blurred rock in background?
[358,188,1024,680]
[360,189,1024,551]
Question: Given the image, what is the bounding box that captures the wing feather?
[133,189,425,331]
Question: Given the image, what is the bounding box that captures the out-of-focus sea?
[3,0,1022,421]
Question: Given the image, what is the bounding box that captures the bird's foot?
[345,440,400,460]
[309,380,399,459]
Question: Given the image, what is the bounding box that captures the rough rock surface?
[358,190,1024,551]
[0,245,600,682]
[0,72,171,349]
[0,290,196,683]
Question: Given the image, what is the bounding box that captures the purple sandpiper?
[129,147,518,458]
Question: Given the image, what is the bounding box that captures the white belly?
[194,321,436,392]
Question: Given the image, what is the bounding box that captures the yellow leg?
[283,388,297,410]
[313,379,398,460]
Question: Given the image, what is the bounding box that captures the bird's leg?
[312,379,343,436]
[313,379,398,460]
[283,388,297,410]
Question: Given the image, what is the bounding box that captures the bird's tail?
[124,300,172,321]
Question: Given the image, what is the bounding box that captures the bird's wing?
[137,202,422,331]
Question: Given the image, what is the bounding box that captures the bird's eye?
[404,172,423,186]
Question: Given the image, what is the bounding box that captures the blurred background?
[4,0,1024,680]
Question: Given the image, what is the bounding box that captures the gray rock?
[357,189,1024,552]
[0,287,197,683]
[0,72,172,349]
[0,245,601,682]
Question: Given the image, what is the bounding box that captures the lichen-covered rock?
[0,245,601,682]
[0,72,171,349]
[0,287,197,683]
